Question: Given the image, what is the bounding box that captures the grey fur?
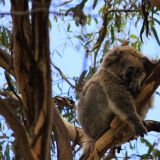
[77,46,155,139]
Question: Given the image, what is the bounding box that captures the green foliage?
[0,27,11,48]
[93,0,98,9]
[0,118,14,160]
[140,138,160,159]
[151,26,160,46]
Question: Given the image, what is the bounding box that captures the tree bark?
[11,0,53,158]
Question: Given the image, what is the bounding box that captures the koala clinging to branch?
[77,46,155,140]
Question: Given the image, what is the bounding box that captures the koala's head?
[102,46,156,97]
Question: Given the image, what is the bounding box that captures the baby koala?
[77,46,155,140]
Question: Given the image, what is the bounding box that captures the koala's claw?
[142,120,148,128]
[135,123,148,137]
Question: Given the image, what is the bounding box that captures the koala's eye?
[126,66,135,76]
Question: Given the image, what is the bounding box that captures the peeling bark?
[11,0,53,158]
[11,0,32,119]
[9,0,72,159]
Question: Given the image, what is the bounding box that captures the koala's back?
[77,68,127,139]
[77,46,154,139]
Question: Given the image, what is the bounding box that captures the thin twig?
[106,8,141,14]
[0,8,72,16]
[52,63,75,88]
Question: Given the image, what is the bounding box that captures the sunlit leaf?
[153,17,160,26]
[103,40,110,53]
[54,15,58,22]
[94,18,98,24]
[111,26,114,44]
[67,23,71,32]
[140,138,151,147]
[75,35,84,41]
[0,27,11,48]
[130,34,137,39]
[98,6,104,14]
[85,40,92,46]
[48,19,52,30]
[154,149,160,158]
[4,144,10,160]
[137,41,142,51]
[141,153,150,159]
[86,33,93,39]
[87,14,91,25]
[115,13,121,32]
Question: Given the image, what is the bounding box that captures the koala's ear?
[104,51,122,66]
[143,57,157,74]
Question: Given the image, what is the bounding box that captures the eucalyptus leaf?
[151,27,160,46]
[93,0,98,9]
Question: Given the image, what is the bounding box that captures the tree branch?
[0,89,73,159]
[10,0,32,117]
[52,64,75,88]
[0,99,32,160]
[1,90,160,158]
[62,118,93,150]
[0,48,14,76]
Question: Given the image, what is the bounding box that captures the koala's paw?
[134,121,148,137]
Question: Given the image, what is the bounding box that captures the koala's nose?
[129,81,141,97]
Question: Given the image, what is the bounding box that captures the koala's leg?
[77,81,114,139]
[102,81,147,136]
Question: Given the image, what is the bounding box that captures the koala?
[77,46,155,140]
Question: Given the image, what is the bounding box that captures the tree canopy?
[0,0,160,159]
